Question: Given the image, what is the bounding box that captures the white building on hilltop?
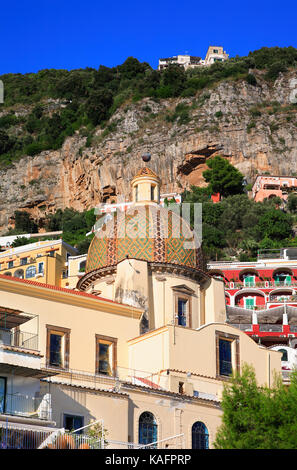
[158,46,229,70]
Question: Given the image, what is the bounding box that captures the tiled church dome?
[86,204,201,273]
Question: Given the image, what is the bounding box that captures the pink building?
[252,175,297,202]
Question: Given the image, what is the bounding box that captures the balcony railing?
[227,280,297,289]
[0,393,51,420]
[229,324,252,332]
[259,324,283,332]
[0,328,38,351]
[269,295,297,303]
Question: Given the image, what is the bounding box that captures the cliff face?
[1,69,297,232]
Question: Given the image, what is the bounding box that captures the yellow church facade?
[0,166,283,449]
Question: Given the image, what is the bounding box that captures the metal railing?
[269,296,297,303]
[229,324,252,332]
[0,424,54,449]
[227,281,297,289]
[107,433,184,449]
[259,324,283,332]
[42,364,164,389]
[0,328,38,351]
[1,393,51,421]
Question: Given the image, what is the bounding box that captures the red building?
[208,248,297,348]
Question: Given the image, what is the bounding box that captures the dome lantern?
[131,167,160,204]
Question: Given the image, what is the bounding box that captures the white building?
[158,46,229,70]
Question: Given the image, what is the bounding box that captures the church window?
[46,325,70,369]
[96,334,117,376]
[139,412,157,447]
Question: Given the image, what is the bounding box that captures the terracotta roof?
[0,274,126,307]
[133,167,159,179]
[41,378,129,397]
[0,344,43,357]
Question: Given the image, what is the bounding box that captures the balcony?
[227,280,297,290]
[0,328,38,350]
[1,393,52,421]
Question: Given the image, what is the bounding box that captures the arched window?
[278,349,288,362]
[139,412,157,447]
[14,269,24,279]
[192,421,209,449]
[26,266,36,279]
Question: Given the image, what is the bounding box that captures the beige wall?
[88,259,226,331]
[0,283,141,377]
[204,278,226,324]
[48,381,222,448]
[129,323,282,390]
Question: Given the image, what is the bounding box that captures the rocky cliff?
[1,69,297,232]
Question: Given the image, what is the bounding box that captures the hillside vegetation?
[1,46,297,166]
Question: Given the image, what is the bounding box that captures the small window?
[38,262,44,274]
[63,414,84,434]
[219,339,232,376]
[26,266,36,279]
[48,251,55,257]
[244,297,255,310]
[151,185,155,201]
[278,349,288,362]
[96,334,117,376]
[244,275,255,287]
[135,185,138,202]
[8,261,14,269]
[216,331,239,379]
[0,377,6,414]
[46,325,70,369]
[20,257,28,266]
[177,298,187,326]
[179,382,185,394]
[79,261,86,273]
[173,289,192,328]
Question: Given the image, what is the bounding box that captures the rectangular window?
[177,298,187,326]
[172,287,194,328]
[216,331,239,380]
[245,297,255,310]
[244,275,255,287]
[219,339,232,376]
[46,325,70,369]
[38,262,44,274]
[63,414,84,434]
[96,334,117,376]
[151,185,155,201]
[0,377,6,413]
[20,257,28,266]
[8,261,13,269]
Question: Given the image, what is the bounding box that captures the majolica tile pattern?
[86,205,198,272]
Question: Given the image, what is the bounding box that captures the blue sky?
[1,0,296,74]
